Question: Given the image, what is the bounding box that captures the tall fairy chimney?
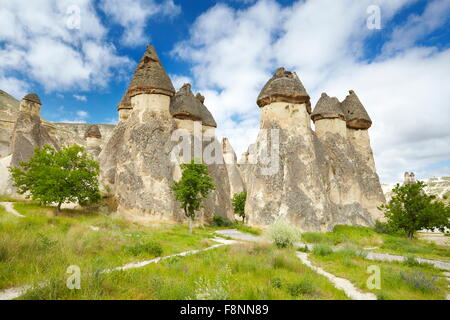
[20,93,41,116]
[127,45,175,118]
[341,90,375,170]
[311,92,347,138]
[256,67,311,132]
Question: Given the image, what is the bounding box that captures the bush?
[403,255,422,267]
[267,219,301,248]
[374,220,392,234]
[211,216,234,227]
[127,241,163,257]
[312,244,333,256]
[271,277,283,289]
[287,278,315,296]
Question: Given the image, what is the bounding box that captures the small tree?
[379,181,450,240]
[232,191,247,223]
[9,144,101,212]
[171,159,216,234]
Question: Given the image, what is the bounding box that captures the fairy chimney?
[20,93,41,116]
[127,45,175,117]
[341,90,376,170]
[257,67,311,131]
[311,93,347,138]
[117,91,132,122]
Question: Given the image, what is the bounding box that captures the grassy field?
[309,246,448,300]
[1,201,448,300]
[20,243,348,300]
[0,202,219,290]
[302,225,450,261]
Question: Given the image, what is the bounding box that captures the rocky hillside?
[0,89,115,158]
[382,176,450,201]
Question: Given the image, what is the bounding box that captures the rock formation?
[99,46,234,223]
[10,93,58,167]
[244,67,385,231]
[222,137,245,196]
[0,44,388,232]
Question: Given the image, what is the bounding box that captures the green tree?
[9,144,101,212]
[171,159,216,234]
[232,191,247,223]
[379,181,450,240]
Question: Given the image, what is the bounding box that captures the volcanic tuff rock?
[99,47,233,223]
[245,68,385,231]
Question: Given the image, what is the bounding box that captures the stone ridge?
[341,90,372,129]
[170,83,217,128]
[127,45,175,98]
[23,93,41,105]
[257,67,311,111]
[311,93,345,122]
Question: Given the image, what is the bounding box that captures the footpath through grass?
[309,246,448,300]
[302,225,450,262]
[21,242,348,300]
[0,202,217,290]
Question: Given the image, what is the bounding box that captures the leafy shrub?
[312,244,333,256]
[400,271,438,293]
[374,220,392,234]
[287,278,315,296]
[267,219,301,248]
[211,216,234,227]
[271,277,283,289]
[127,241,163,257]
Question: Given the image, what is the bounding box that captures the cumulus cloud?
[173,0,450,183]
[0,0,132,93]
[99,0,181,47]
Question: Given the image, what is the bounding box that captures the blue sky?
[0,0,450,183]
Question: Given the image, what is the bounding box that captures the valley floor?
[0,200,449,300]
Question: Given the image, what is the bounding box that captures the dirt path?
[365,252,450,271]
[296,252,376,300]
[0,237,236,300]
[0,202,25,218]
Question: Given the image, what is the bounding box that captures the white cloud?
[73,94,87,102]
[169,74,193,91]
[173,0,450,183]
[76,110,89,118]
[99,0,181,47]
[0,0,132,93]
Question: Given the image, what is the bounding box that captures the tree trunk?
[189,217,193,234]
[242,216,245,224]
[57,202,62,213]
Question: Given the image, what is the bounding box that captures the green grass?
[302,225,450,261]
[20,243,349,300]
[0,202,217,290]
[0,195,25,202]
[309,248,448,300]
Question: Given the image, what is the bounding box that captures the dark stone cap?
[23,93,41,105]
[85,124,102,139]
[311,92,345,122]
[257,67,310,112]
[117,90,132,110]
[341,90,372,129]
[170,83,217,128]
[127,45,175,98]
